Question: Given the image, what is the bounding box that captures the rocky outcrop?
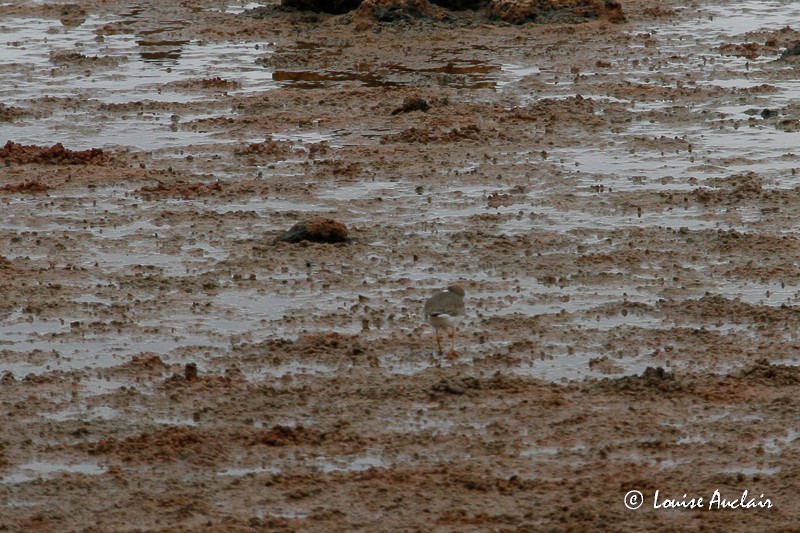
[487,0,625,24]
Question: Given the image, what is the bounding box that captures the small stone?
[184,363,198,381]
[391,96,431,115]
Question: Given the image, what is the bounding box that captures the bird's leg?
[448,329,458,359]
[435,329,444,356]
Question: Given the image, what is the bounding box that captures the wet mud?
[1,0,800,530]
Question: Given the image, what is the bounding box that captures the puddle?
[533,1,800,192]
[0,329,221,380]
[217,452,388,477]
[673,1,800,37]
[271,69,403,89]
[520,444,587,457]
[153,416,198,427]
[762,428,799,454]
[215,2,264,15]
[712,280,800,307]
[245,361,341,380]
[2,461,107,484]
[719,465,781,476]
[380,354,442,376]
[773,358,800,366]
[270,60,498,89]
[570,313,663,330]
[217,465,281,477]
[676,434,709,445]
[199,197,327,215]
[496,63,541,91]
[42,405,120,422]
[510,350,656,382]
[213,287,357,329]
[0,14,277,150]
[1,2,798,388]
[316,179,413,201]
[306,453,389,473]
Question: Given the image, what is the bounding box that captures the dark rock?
[603,0,625,23]
[277,217,350,244]
[184,363,198,381]
[430,0,488,9]
[281,0,363,13]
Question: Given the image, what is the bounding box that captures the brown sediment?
[0,0,798,531]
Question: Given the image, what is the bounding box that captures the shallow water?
[1,1,798,385]
[1,460,107,484]
[0,12,276,150]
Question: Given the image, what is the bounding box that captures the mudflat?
[0,0,798,530]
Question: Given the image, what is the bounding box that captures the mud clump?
[168,76,242,91]
[597,366,683,394]
[487,0,624,24]
[233,139,294,159]
[692,172,764,205]
[431,376,482,395]
[719,42,761,59]
[252,424,325,446]
[391,95,431,115]
[0,104,26,122]
[780,41,800,59]
[738,359,800,387]
[49,50,120,68]
[356,0,452,21]
[382,124,481,143]
[84,427,227,465]
[120,353,168,372]
[277,218,350,244]
[240,333,367,365]
[0,180,51,194]
[0,141,112,165]
[136,180,224,200]
[57,4,88,26]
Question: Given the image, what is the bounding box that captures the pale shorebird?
[424,284,465,359]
